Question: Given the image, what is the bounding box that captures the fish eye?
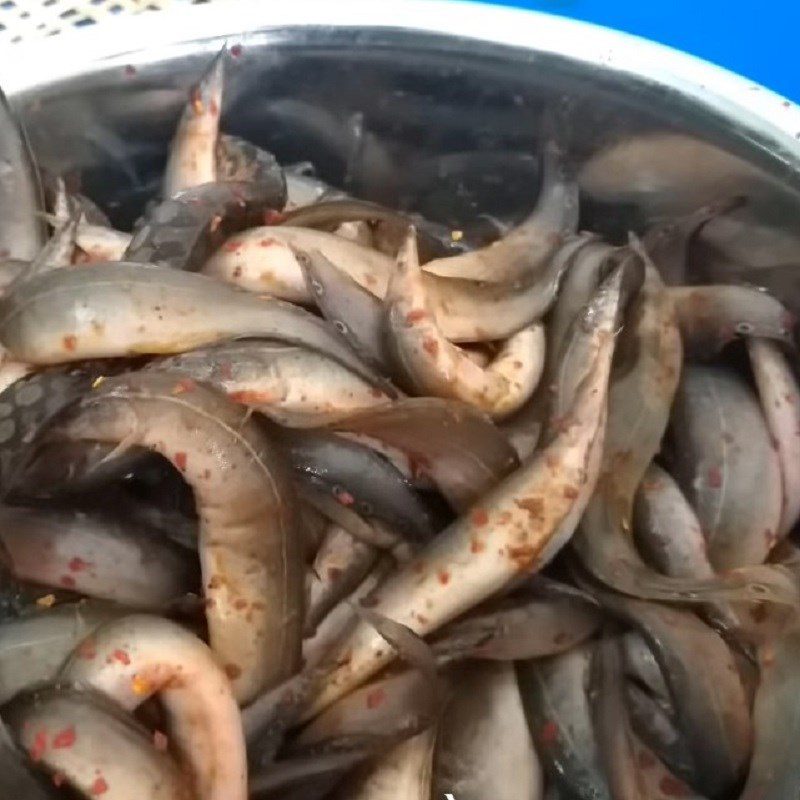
[334,320,348,334]
[735,321,754,335]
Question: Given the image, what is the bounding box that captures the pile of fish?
[1,47,800,800]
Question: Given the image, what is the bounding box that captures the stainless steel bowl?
[3,0,800,245]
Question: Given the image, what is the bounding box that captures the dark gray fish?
[517,643,612,800]
[215,133,284,188]
[0,87,45,262]
[125,180,286,270]
[591,592,752,798]
[270,425,442,543]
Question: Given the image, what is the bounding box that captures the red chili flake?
[470,538,485,554]
[366,688,386,709]
[471,509,488,527]
[153,731,169,752]
[60,575,76,589]
[263,209,286,225]
[513,360,523,369]
[222,241,241,253]
[498,511,512,524]
[171,378,196,395]
[659,774,690,797]
[90,777,109,796]
[52,726,76,749]
[62,335,77,352]
[508,545,538,571]
[437,569,450,585]
[562,485,579,500]
[415,613,429,625]
[77,638,96,660]
[174,452,188,471]
[422,338,439,357]
[515,497,545,523]
[112,649,131,666]
[52,772,66,788]
[258,237,278,248]
[123,64,137,77]
[29,728,48,762]
[189,86,204,115]
[404,309,427,324]
[230,43,243,58]
[538,720,559,746]
[334,489,355,506]
[68,557,91,573]
[224,664,242,680]
[706,465,723,488]
[234,599,248,610]
[637,749,656,769]
[327,567,343,582]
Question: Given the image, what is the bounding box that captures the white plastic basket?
[0,0,214,44]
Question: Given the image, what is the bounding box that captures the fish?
[591,592,752,798]
[669,363,783,570]
[433,662,543,800]
[299,263,621,718]
[430,578,601,663]
[53,372,304,704]
[668,284,794,356]
[336,727,437,800]
[305,525,379,635]
[326,398,518,513]
[422,140,579,282]
[385,229,545,417]
[299,248,392,374]
[162,48,225,197]
[125,180,287,271]
[517,643,611,800]
[280,197,464,261]
[270,425,442,543]
[747,337,800,536]
[0,504,199,608]
[0,601,124,704]
[62,614,246,800]
[0,87,45,262]
[574,262,791,603]
[0,710,60,800]
[5,686,190,800]
[0,262,385,388]
[145,339,393,427]
[739,628,800,800]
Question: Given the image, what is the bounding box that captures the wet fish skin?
[126,180,287,271]
[215,133,284,188]
[0,261,384,388]
[5,686,190,800]
[0,87,45,262]
[668,284,794,357]
[300,265,621,718]
[0,711,61,800]
[669,363,783,570]
[434,663,542,800]
[163,48,225,197]
[55,372,304,704]
[422,140,579,282]
[517,643,611,800]
[62,613,247,800]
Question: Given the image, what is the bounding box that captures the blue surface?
[475,0,800,103]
